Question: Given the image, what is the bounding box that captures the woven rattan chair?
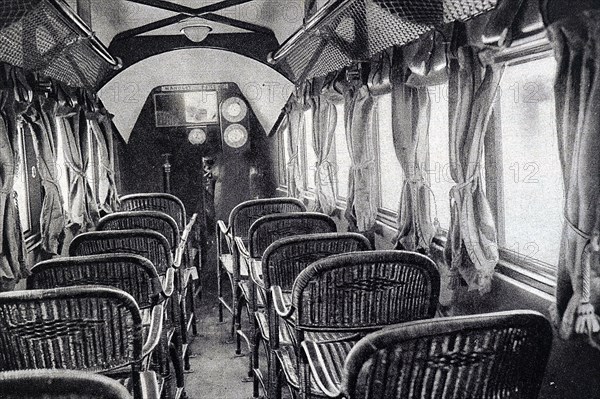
[235,212,338,373]
[0,369,133,399]
[274,250,440,399]
[252,233,372,399]
[119,193,200,322]
[302,310,553,399]
[67,230,186,397]
[27,254,178,395]
[215,197,306,353]
[97,211,198,347]
[0,286,164,399]
[120,193,187,232]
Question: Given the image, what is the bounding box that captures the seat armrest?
[217,219,229,235]
[142,304,164,364]
[235,236,250,259]
[160,268,175,299]
[301,340,343,398]
[181,213,197,245]
[248,260,266,291]
[173,246,183,268]
[272,285,293,319]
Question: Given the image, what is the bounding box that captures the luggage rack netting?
[0,0,111,89]
[277,0,498,82]
[0,0,42,30]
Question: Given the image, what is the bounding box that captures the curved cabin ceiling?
[98,47,294,142]
[88,0,305,45]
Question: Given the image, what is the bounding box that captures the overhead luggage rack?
[0,0,120,89]
[269,0,499,82]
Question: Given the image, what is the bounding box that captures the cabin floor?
[186,252,284,399]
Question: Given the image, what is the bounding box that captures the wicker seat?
[253,233,372,399]
[0,286,164,399]
[27,254,179,395]
[215,197,306,355]
[97,211,198,347]
[0,369,133,399]
[67,230,186,397]
[274,250,440,399]
[302,310,553,399]
[120,193,187,233]
[235,212,338,384]
[119,194,200,334]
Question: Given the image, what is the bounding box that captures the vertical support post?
[162,153,172,193]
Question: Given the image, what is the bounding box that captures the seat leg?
[235,289,245,355]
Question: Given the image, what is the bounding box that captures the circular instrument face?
[188,128,207,145]
[221,97,247,123]
[223,124,248,148]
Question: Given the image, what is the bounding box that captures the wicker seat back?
[229,197,306,241]
[248,212,337,259]
[0,369,133,399]
[69,229,172,275]
[292,250,440,331]
[98,211,180,252]
[120,193,187,232]
[262,232,372,290]
[341,310,553,399]
[0,286,143,373]
[28,254,162,309]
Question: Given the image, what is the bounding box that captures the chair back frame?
[247,212,337,259]
[0,286,145,398]
[292,250,440,333]
[342,310,553,399]
[28,253,162,309]
[69,229,173,275]
[98,211,180,252]
[120,193,187,232]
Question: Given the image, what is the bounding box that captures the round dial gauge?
[188,128,207,145]
[223,124,248,148]
[221,97,248,123]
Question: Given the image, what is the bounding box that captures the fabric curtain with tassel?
[56,85,98,233]
[391,47,436,253]
[443,46,502,294]
[23,97,65,255]
[548,10,600,346]
[343,82,377,232]
[310,79,339,215]
[0,65,28,291]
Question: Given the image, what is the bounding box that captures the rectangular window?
[333,103,350,200]
[13,125,30,233]
[495,56,561,267]
[427,84,452,230]
[375,93,403,213]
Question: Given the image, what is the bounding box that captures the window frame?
[483,37,557,294]
[14,122,43,244]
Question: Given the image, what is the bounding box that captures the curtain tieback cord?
[564,214,600,336]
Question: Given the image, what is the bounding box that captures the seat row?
[216,197,554,399]
[0,193,200,399]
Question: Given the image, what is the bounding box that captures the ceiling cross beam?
[116,0,270,41]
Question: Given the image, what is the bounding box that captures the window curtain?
[310,77,339,215]
[22,96,65,255]
[0,65,27,290]
[56,85,98,233]
[285,93,304,198]
[391,48,436,253]
[343,81,377,232]
[88,105,119,214]
[443,45,502,294]
[548,10,600,346]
